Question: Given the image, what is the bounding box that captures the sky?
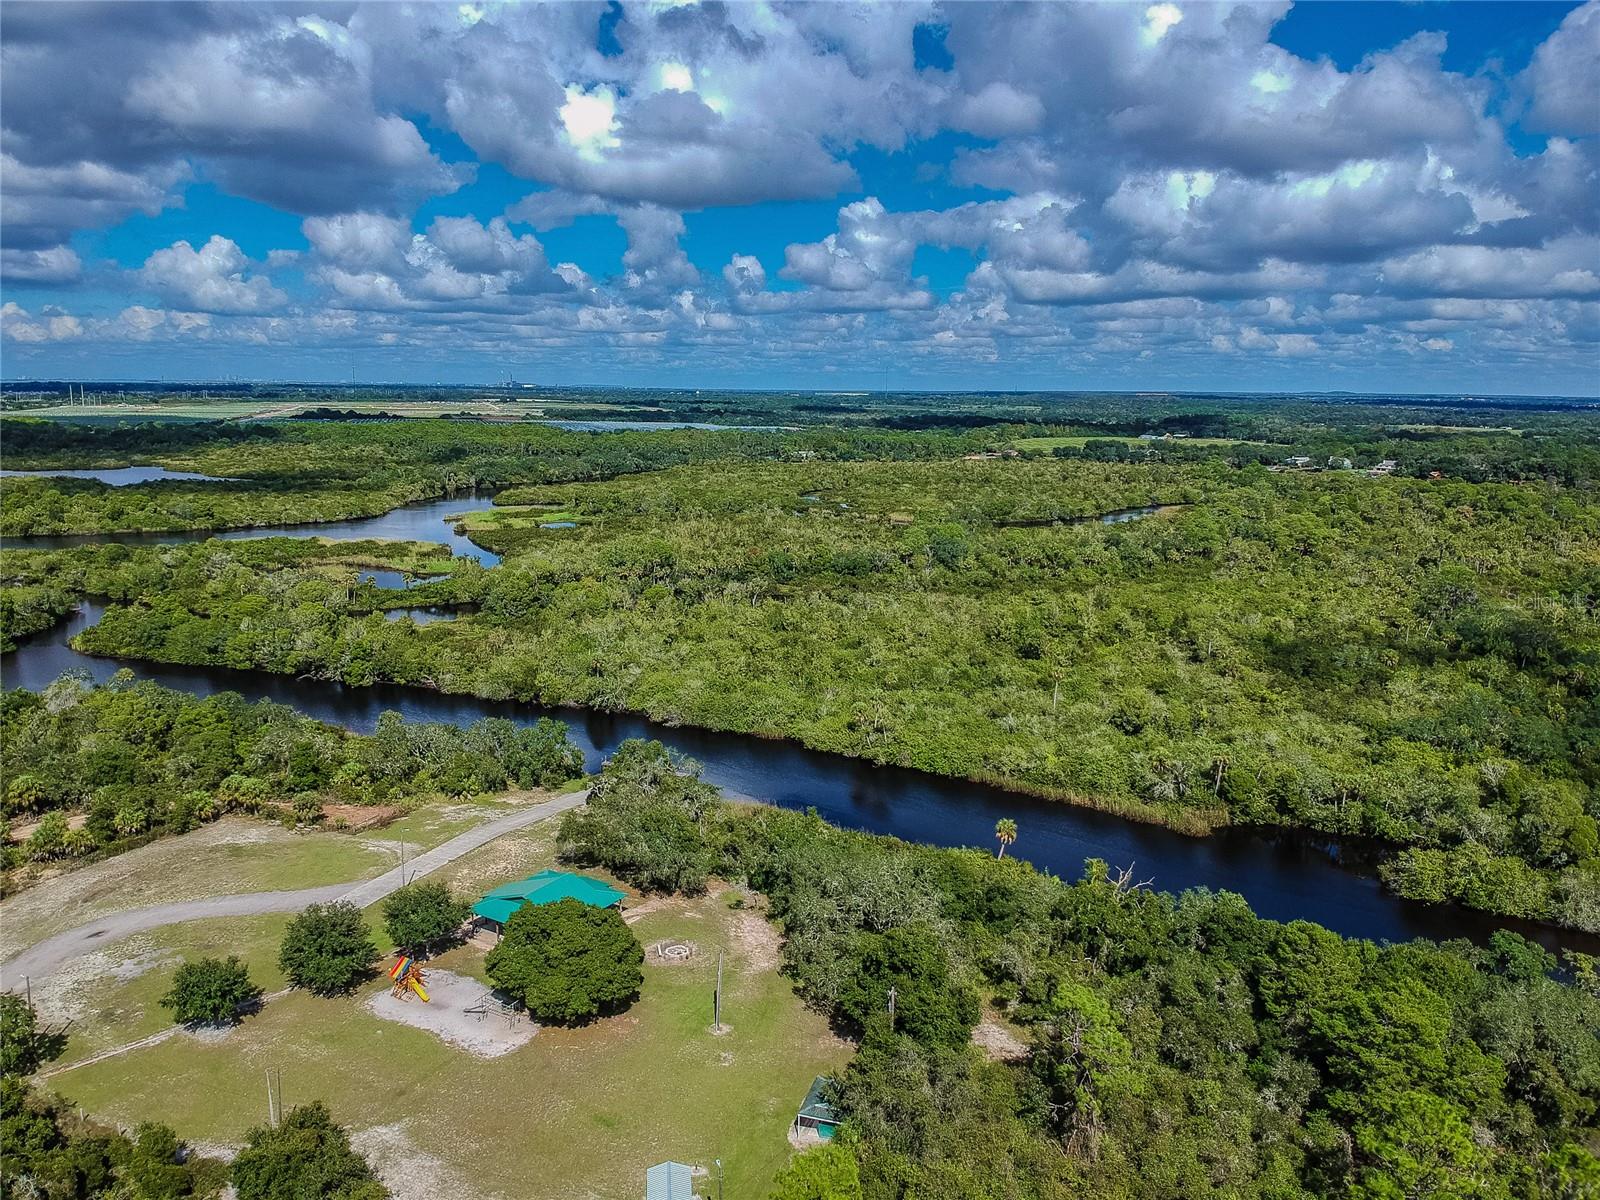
[1,0,1597,395]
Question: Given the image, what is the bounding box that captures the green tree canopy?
[484,897,643,1024]
[159,956,261,1026]
[767,1143,864,1200]
[381,882,470,956]
[279,903,376,995]
[232,1102,387,1200]
[557,739,723,894]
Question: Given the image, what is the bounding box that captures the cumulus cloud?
[1518,1,1600,136]
[139,236,288,314]
[1,0,1596,389]
[303,212,573,311]
[1,245,83,285]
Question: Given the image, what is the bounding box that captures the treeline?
[0,418,997,536]
[0,676,582,876]
[562,741,1600,1200]
[33,457,1598,929]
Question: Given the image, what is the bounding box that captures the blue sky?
[2,1,1596,394]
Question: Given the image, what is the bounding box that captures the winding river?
[2,488,1591,957]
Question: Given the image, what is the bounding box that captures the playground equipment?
[388,955,430,1003]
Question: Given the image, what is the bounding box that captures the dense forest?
[8,451,1594,929]
[0,676,582,881]
[564,741,1600,1200]
[1,402,1596,929]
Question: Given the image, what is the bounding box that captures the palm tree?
[994,818,1018,859]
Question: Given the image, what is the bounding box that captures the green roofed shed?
[646,1161,694,1200]
[793,1075,839,1140]
[471,870,626,929]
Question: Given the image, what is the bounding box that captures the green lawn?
[1,799,531,961]
[49,893,844,1200]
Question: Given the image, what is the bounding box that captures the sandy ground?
[352,1122,488,1200]
[971,1017,1029,1062]
[364,970,535,1058]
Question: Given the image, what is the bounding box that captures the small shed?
[792,1075,839,1141]
[472,870,626,934]
[645,1160,695,1200]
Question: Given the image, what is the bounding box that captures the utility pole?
[887,985,896,1032]
[265,1068,276,1127]
[713,950,724,1033]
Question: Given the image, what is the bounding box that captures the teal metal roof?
[646,1162,694,1200]
[471,870,625,924]
[797,1076,839,1122]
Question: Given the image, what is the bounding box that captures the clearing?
[22,801,845,1200]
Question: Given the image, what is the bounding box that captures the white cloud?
[139,236,288,314]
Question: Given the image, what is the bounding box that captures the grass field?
[0,800,529,961]
[45,894,840,1198]
[23,801,844,1199]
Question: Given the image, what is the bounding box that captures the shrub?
[279,902,376,995]
[0,994,63,1076]
[382,882,470,956]
[485,898,643,1024]
[232,1102,387,1200]
[768,1142,864,1200]
[160,956,261,1025]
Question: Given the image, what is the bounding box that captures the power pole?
[265,1068,275,1126]
[713,950,724,1033]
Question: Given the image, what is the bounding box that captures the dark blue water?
[1,467,233,485]
[3,600,1592,959]
[382,607,463,625]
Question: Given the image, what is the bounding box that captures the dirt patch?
[364,969,536,1058]
[971,1017,1029,1062]
[729,909,783,973]
[8,813,88,843]
[31,936,178,1025]
[320,804,403,831]
[352,1122,486,1200]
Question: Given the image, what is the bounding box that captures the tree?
[279,903,376,995]
[994,818,1017,859]
[381,882,470,956]
[768,1142,863,1200]
[836,926,979,1049]
[160,956,260,1025]
[485,898,643,1024]
[232,1102,388,1200]
[558,740,722,893]
[0,994,64,1077]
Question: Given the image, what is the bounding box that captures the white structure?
[646,1161,695,1200]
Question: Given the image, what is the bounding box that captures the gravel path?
[1,790,587,988]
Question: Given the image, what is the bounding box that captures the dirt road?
[1,789,587,987]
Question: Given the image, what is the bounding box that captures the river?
[2,489,1590,956]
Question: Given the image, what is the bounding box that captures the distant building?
[1370,459,1399,475]
[471,870,626,936]
[1284,456,1313,468]
[646,1161,695,1200]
